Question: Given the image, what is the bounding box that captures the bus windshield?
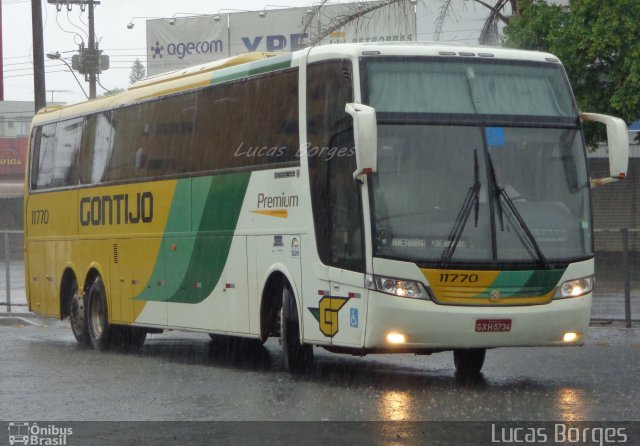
[363,58,591,266]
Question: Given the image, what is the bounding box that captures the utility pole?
[48,1,106,100]
[0,0,4,101]
[32,0,47,111]
[88,0,96,98]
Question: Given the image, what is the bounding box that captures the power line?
[4,66,131,79]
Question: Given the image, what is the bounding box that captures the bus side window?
[146,92,197,176]
[51,117,83,188]
[79,112,115,185]
[109,104,154,181]
[29,126,42,191]
[34,123,58,190]
[79,115,97,184]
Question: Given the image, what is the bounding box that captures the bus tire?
[86,276,113,351]
[69,279,90,346]
[281,284,313,374]
[453,348,486,377]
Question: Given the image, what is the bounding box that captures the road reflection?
[378,390,413,421]
[555,387,587,421]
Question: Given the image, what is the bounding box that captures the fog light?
[387,332,406,344]
[563,332,578,343]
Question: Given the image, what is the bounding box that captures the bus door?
[324,129,367,348]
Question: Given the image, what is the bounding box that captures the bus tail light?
[554,276,593,299]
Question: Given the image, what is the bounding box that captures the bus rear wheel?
[281,284,313,374]
[86,276,113,351]
[453,348,486,377]
[69,279,90,346]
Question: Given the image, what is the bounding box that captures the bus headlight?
[554,276,593,299]
[367,275,431,300]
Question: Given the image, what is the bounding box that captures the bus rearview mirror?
[346,103,377,180]
[581,113,629,187]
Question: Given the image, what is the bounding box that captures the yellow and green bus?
[25,44,628,376]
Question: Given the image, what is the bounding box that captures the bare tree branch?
[301,0,330,37]
[302,0,413,47]
[434,0,455,42]
[436,0,514,45]
[479,0,511,45]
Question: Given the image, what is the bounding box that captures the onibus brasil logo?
[8,422,72,446]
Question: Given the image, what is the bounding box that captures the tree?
[435,0,519,45]
[302,0,415,46]
[504,0,640,144]
[129,58,146,85]
[303,0,520,47]
[99,87,125,97]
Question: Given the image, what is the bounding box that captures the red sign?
[0,137,28,176]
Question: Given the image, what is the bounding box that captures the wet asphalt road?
[1,315,639,423]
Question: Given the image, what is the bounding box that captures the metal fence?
[591,228,639,327]
[1,230,638,325]
[1,230,26,313]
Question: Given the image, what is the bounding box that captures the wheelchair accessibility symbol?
[350,308,358,328]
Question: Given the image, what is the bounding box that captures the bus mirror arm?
[346,103,378,181]
[580,113,629,187]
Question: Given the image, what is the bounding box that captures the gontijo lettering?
[80,192,153,226]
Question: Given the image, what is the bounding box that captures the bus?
[24,44,629,377]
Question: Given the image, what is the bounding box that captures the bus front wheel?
[69,279,90,346]
[453,348,486,377]
[281,284,313,374]
[86,276,113,351]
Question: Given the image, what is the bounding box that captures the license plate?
[475,319,512,332]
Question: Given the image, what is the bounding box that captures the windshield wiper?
[486,151,549,268]
[441,150,481,262]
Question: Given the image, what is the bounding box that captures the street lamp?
[126,16,164,29]
[259,4,296,17]
[169,12,215,24]
[46,52,89,100]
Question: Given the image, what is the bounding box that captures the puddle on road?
[0,316,42,327]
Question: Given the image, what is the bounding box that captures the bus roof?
[129,52,281,90]
[32,43,561,126]
[306,42,560,64]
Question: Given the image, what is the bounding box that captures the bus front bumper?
[364,291,591,350]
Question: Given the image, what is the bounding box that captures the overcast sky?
[2,0,490,105]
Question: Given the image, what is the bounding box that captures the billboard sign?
[147,0,416,76]
[228,8,309,55]
[147,16,229,76]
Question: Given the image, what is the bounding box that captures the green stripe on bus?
[476,268,565,298]
[134,172,251,304]
[211,55,293,85]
